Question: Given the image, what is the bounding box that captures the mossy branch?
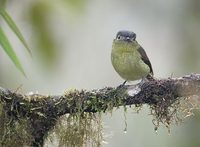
[0,74,200,114]
[0,73,200,146]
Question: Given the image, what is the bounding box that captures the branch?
[1,74,200,113]
[0,73,200,146]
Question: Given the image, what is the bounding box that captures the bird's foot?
[117,80,127,89]
[138,78,148,87]
[139,76,155,87]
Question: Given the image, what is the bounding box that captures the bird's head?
[115,30,136,42]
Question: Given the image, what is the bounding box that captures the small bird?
[111,30,153,85]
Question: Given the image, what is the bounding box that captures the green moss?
[47,113,103,147]
[0,107,33,146]
[0,84,196,146]
[149,97,181,132]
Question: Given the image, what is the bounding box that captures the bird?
[111,30,153,85]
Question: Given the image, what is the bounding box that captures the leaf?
[0,26,26,76]
[0,6,32,56]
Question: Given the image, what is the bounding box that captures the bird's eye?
[117,35,121,40]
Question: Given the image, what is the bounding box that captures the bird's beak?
[127,39,131,42]
[126,37,131,42]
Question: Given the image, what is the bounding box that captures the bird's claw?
[117,81,127,89]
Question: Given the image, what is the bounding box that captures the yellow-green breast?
[111,40,150,81]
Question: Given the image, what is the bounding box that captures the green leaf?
[0,26,26,76]
[0,6,32,56]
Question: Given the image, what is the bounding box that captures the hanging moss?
[0,103,33,146]
[47,112,103,147]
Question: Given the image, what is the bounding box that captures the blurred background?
[0,0,200,146]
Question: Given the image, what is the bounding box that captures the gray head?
[116,30,136,42]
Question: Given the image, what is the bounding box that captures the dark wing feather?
[137,46,153,75]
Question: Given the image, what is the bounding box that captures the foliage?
[0,6,31,76]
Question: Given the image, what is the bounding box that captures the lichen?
[179,95,200,118]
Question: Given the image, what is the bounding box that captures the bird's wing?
[137,46,153,75]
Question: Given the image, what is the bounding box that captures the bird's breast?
[111,45,150,81]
